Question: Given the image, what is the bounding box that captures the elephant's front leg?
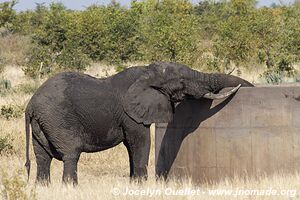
[123,122,150,181]
[62,153,80,185]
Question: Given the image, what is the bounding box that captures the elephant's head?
[124,62,253,125]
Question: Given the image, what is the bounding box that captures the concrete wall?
[155,86,300,183]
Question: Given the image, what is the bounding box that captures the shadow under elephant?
[155,95,235,179]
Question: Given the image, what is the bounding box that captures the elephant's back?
[33,71,104,94]
[27,72,111,118]
[28,72,121,130]
[30,72,89,105]
[28,72,69,111]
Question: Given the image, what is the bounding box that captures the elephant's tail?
[25,105,32,182]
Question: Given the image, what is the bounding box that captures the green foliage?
[0,0,17,31]
[212,0,257,69]
[23,3,90,78]
[0,57,5,73]
[0,78,11,90]
[0,77,12,97]
[71,6,108,61]
[115,64,127,73]
[1,170,37,200]
[194,0,300,76]
[0,104,24,120]
[138,0,200,65]
[72,3,142,64]
[261,69,283,84]
[16,82,39,94]
[2,0,300,79]
[0,135,14,155]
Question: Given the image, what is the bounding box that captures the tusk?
[203,84,241,100]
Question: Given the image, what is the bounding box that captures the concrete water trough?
[155,85,300,183]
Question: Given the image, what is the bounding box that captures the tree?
[138,0,200,66]
[72,3,141,64]
[24,3,89,78]
[0,0,17,31]
[212,0,258,71]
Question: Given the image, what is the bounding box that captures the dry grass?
[1,150,299,200]
[0,66,299,200]
[84,61,148,78]
[1,66,31,88]
[85,63,117,78]
[0,34,30,67]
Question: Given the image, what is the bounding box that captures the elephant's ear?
[123,75,173,125]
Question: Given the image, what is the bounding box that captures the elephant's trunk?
[215,73,254,88]
[192,72,254,100]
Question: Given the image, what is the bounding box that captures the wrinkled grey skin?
[24,62,253,185]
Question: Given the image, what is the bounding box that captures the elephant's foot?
[130,167,148,183]
[62,155,80,186]
[35,177,51,186]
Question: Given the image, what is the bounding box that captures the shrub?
[0,57,6,73]
[115,65,127,73]
[0,0,17,31]
[0,78,11,90]
[0,78,12,97]
[262,70,283,84]
[0,135,14,155]
[295,72,300,82]
[16,82,39,94]
[1,170,36,200]
[73,3,142,64]
[0,104,24,120]
[2,0,300,77]
[23,3,90,78]
[137,0,200,65]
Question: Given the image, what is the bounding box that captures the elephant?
[24,61,253,185]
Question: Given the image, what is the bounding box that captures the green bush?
[72,3,142,64]
[0,57,6,73]
[2,0,300,76]
[23,3,90,78]
[16,82,39,94]
[0,104,24,120]
[0,78,11,90]
[0,135,14,155]
[262,70,283,84]
[1,170,36,200]
[0,78,12,97]
[0,0,17,31]
[137,0,200,65]
[115,64,127,73]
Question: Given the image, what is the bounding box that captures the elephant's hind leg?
[32,119,53,185]
[32,136,52,185]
